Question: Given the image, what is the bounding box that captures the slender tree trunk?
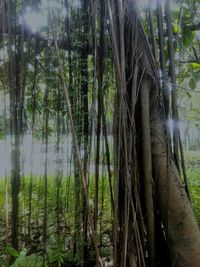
[140,78,155,267]
[80,0,90,263]
[156,0,169,118]
[92,0,101,233]
[43,57,49,264]
[165,0,180,170]
[148,0,157,60]
[8,0,21,255]
[28,38,39,242]
[54,38,102,267]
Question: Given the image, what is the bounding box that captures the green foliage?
[188,77,197,90]
[49,246,65,266]
[185,153,200,225]
[34,126,54,139]
[172,23,179,34]
[0,174,113,266]
[182,28,195,48]
[0,0,199,265]
[10,249,43,267]
[26,90,44,115]
[6,246,19,258]
[190,63,200,69]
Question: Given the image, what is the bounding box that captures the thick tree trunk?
[107,1,200,266]
[150,81,200,267]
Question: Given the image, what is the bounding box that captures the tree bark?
[140,79,155,267]
[107,1,200,266]
[150,82,200,267]
[165,0,180,170]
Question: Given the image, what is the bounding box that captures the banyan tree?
[0,0,200,266]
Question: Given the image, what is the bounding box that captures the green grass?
[184,150,200,160]
[0,153,200,266]
[185,151,200,224]
[0,175,113,266]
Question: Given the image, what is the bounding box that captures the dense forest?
[0,0,200,266]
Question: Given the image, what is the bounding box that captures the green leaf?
[193,72,200,80]
[189,77,197,90]
[185,91,192,98]
[182,28,195,47]
[172,23,179,33]
[6,246,19,257]
[10,250,42,267]
[190,63,200,69]
[49,247,65,264]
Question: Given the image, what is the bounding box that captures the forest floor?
[185,150,200,223]
[0,150,199,266]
